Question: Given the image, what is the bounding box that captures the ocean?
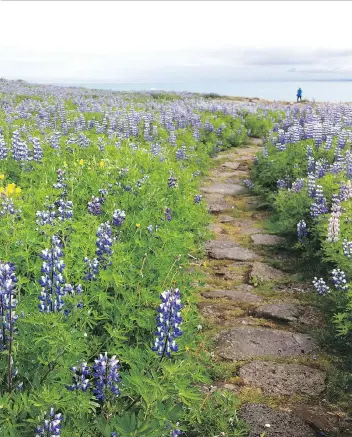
[53,81,352,103]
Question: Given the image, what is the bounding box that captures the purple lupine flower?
[194,194,202,204]
[67,361,90,392]
[96,222,114,269]
[36,208,57,226]
[327,196,341,243]
[310,185,328,219]
[262,146,268,158]
[243,179,253,189]
[32,137,43,162]
[168,176,178,189]
[92,353,121,401]
[0,195,20,218]
[53,169,67,191]
[0,134,8,160]
[345,150,352,179]
[84,257,99,281]
[112,209,126,227]
[307,173,317,198]
[291,178,304,193]
[343,239,352,258]
[165,207,172,222]
[38,236,74,313]
[297,220,307,241]
[315,159,328,178]
[277,179,287,190]
[54,199,73,221]
[312,277,330,295]
[88,196,103,216]
[0,262,19,351]
[171,429,183,437]
[111,433,119,437]
[176,146,187,161]
[35,408,63,437]
[331,269,348,291]
[152,288,183,357]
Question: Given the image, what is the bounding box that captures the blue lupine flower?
[0,262,19,351]
[53,169,67,191]
[84,257,99,281]
[342,239,352,258]
[291,178,304,193]
[277,179,287,190]
[307,173,317,198]
[152,288,183,357]
[297,220,307,241]
[243,179,253,189]
[32,137,43,162]
[88,196,103,216]
[96,222,114,268]
[331,269,348,291]
[112,209,126,226]
[35,408,63,437]
[168,176,178,188]
[310,185,328,218]
[92,353,121,401]
[312,277,330,295]
[67,361,91,392]
[194,194,202,204]
[0,134,8,160]
[54,199,73,221]
[38,236,74,313]
[165,208,172,222]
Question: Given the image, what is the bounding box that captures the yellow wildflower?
[136,224,140,228]
[6,183,16,195]
[185,346,190,352]
[15,187,22,195]
[63,161,68,167]
[0,187,4,194]
[99,161,105,168]
[79,159,84,165]
[0,174,4,180]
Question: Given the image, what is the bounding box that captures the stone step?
[201,182,245,196]
[206,240,260,261]
[239,361,326,396]
[215,326,317,361]
[250,302,323,327]
[251,234,285,246]
[201,284,263,303]
[249,262,285,282]
[239,403,316,437]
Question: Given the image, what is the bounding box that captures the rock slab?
[201,285,262,303]
[239,403,315,437]
[251,234,285,246]
[253,302,322,326]
[215,326,316,360]
[201,183,245,196]
[239,361,326,396]
[250,262,284,282]
[206,240,259,261]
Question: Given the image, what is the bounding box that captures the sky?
[1,1,352,83]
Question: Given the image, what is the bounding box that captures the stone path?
[198,139,350,436]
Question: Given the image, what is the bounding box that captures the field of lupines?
[0,79,278,437]
[249,103,352,384]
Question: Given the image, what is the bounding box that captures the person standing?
[297,87,302,102]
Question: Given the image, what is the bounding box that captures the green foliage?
[0,91,251,436]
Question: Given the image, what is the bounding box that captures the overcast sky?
[1,1,352,83]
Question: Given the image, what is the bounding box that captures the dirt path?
[198,139,350,437]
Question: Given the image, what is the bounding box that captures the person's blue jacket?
[297,88,302,97]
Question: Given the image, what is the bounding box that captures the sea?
[52,81,352,103]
